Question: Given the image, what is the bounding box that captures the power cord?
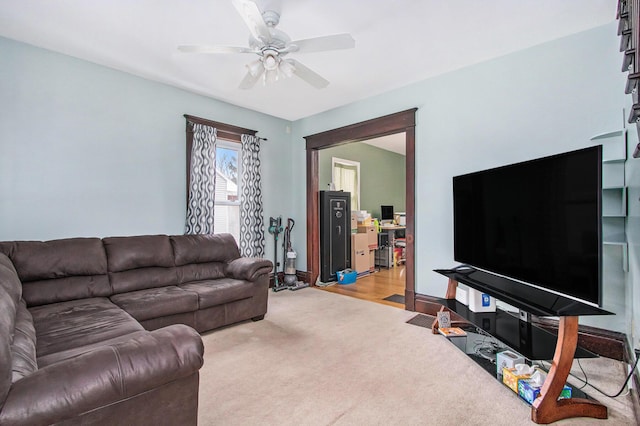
[471,326,503,363]
[539,351,640,399]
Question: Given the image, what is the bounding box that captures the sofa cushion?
[0,254,21,305]
[0,238,110,306]
[0,254,21,407]
[110,286,199,322]
[104,235,179,293]
[180,278,253,309]
[29,297,144,359]
[170,233,240,266]
[37,330,149,368]
[171,234,241,284]
[10,300,37,383]
[0,286,16,410]
[104,235,175,272]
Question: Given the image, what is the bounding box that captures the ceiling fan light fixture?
[264,68,278,85]
[279,59,295,78]
[246,59,263,77]
[262,50,279,71]
[181,0,355,90]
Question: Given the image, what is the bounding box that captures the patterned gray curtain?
[185,123,217,234]
[239,134,265,257]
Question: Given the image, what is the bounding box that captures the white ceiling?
[363,133,406,156]
[0,1,617,122]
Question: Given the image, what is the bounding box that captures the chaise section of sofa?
[0,232,272,425]
[0,239,205,426]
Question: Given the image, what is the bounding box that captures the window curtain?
[238,134,265,257]
[335,163,359,210]
[185,123,217,234]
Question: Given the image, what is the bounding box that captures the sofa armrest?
[0,324,203,426]
[227,257,273,281]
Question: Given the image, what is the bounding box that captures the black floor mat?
[406,313,436,328]
[382,294,405,304]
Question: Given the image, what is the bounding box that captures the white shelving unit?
[591,129,628,271]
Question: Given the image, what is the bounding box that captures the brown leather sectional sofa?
[0,233,273,425]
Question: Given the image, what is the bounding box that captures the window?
[332,157,360,210]
[214,139,242,242]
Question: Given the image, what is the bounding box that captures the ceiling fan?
[178,0,355,89]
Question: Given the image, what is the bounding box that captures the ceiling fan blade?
[239,67,264,89]
[232,0,272,44]
[178,45,255,54]
[287,59,329,89]
[288,34,355,54]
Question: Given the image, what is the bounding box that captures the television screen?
[453,146,602,306]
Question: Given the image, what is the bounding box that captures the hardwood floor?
[319,266,406,309]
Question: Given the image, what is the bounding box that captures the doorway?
[304,109,417,311]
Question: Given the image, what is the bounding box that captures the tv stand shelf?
[433,268,613,424]
[433,298,597,361]
[434,268,612,317]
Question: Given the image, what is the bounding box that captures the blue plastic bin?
[337,269,357,285]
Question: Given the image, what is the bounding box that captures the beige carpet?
[198,289,636,425]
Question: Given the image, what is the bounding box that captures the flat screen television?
[453,146,602,306]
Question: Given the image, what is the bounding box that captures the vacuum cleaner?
[282,218,309,291]
[268,216,287,292]
[269,216,309,292]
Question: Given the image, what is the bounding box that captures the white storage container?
[468,287,496,312]
[455,285,469,305]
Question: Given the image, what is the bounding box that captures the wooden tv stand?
[433,269,613,424]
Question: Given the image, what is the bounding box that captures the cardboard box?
[502,367,531,393]
[496,351,525,379]
[357,225,378,249]
[518,380,571,404]
[351,232,368,252]
[518,379,540,404]
[369,249,375,271]
[468,287,496,312]
[351,233,369,273]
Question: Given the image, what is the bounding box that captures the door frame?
[304,108,417,310]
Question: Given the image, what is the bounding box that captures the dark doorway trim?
[304,108,417,311]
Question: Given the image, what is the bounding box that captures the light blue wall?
[292,22,633,332]
[0,36,292,264]
[624,105,640,349]
[2,22,636,338]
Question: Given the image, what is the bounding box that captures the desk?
[377,226,406,267]
[378,225,405,244]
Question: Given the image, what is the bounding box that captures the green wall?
[318,142,405,218]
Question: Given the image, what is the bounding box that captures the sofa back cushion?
[104,235,178,293]
[0,254,21,408]
[10,299,37,383]
[0,238,110,306]
[170,234,240,284]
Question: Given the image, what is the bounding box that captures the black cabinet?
[319,191,351,282]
